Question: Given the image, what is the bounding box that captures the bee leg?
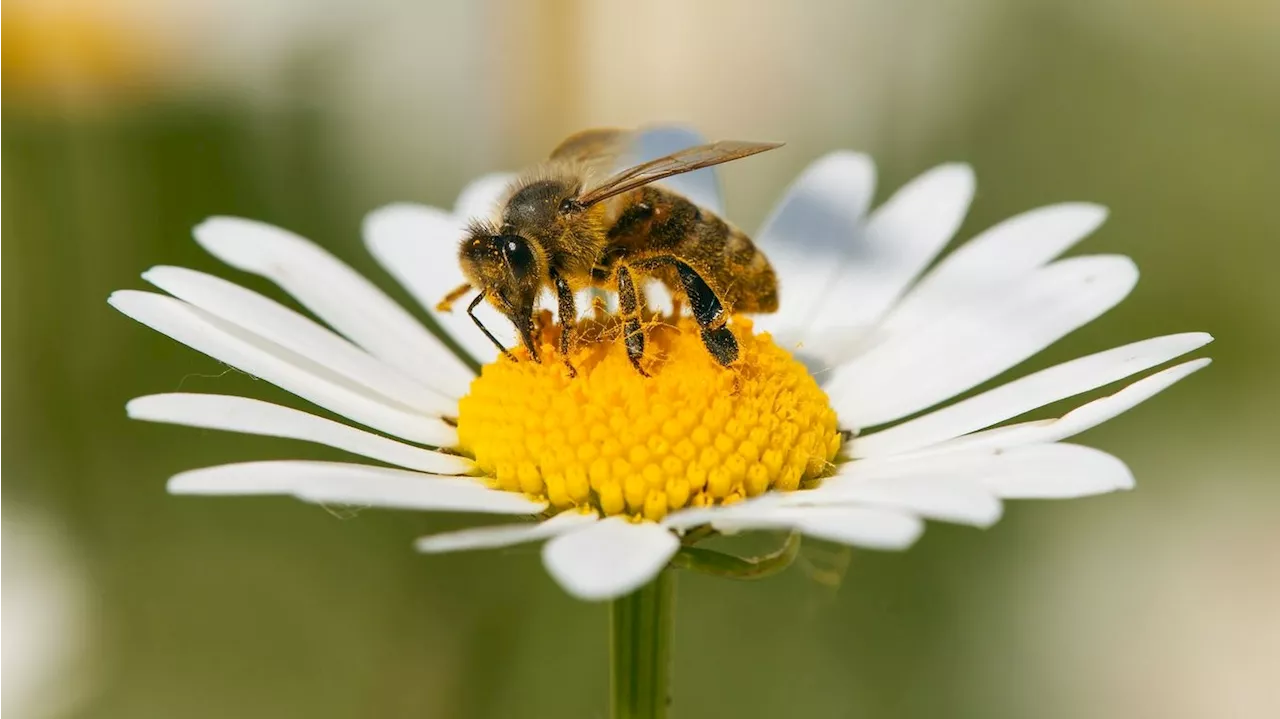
[436,283,472,313]
[673,261,738,366]
[467,293,519,363]
[615,265,650,377]
[551,270,578,377]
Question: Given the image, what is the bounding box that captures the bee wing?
[549,128,632,164]
[575,140,783,208]
[626,127,724,214]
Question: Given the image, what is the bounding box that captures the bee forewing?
[577,140,783,208]
[624,127,724,214]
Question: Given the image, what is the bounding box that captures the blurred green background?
[4,1,1278,718]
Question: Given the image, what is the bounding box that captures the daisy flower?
[110,129,1211,602]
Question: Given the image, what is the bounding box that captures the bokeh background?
[4,1,1278,717]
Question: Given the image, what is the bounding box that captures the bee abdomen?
[601,186,779,315]
[713,225,778,313]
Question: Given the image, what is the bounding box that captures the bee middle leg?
[615,265,650,376]
[550,269,578,377]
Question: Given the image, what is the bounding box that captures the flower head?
[111,129,1211,601]
[458,314,840,518]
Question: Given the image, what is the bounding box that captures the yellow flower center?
[456,314,842,521]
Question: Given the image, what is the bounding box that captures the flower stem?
[610,569,675,719]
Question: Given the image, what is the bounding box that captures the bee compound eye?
[499,234,535,279]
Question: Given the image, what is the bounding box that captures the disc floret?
[456,315,842,521]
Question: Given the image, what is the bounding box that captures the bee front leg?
[615,265,650,377]
[436,283,472,313]
[467,293,519,363]
[550,269,578,377]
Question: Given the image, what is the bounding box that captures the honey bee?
[438,128,782,375]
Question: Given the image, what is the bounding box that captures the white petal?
[127,393,472,475]
[805,163,975,338]
[109,291,456,446]
[670,504,925,551]
[644,280,675,315]
[829,255,1139,428]
[363,203,507,365]
[664,499,926,548]
[454,172,517,221]
[852,332,1213,458]
[846,441,1134,497]
[415,510,598,554]
[932,359,1211,453]
[297,479,538,513]
[790,507,926,550]
[194,217,473,397]
[981,444,1134,499]
[625,126,723,214]
[884,203,1108,335]
[660,505,734,532]
[778,475,1003,527]
[168,461,546,514]
[166,460,475,495]
[754,152,876,337]
[143,266,455,416]
[542,517,679,601]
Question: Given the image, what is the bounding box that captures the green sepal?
[670,532,801,580]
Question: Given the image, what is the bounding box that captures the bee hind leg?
[615,265,650,377]
[673,261,738,366]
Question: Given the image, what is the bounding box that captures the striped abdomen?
[596,186,778,314]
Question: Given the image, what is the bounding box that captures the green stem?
[610,569,675,719]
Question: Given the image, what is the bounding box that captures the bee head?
[460,223,544,352]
